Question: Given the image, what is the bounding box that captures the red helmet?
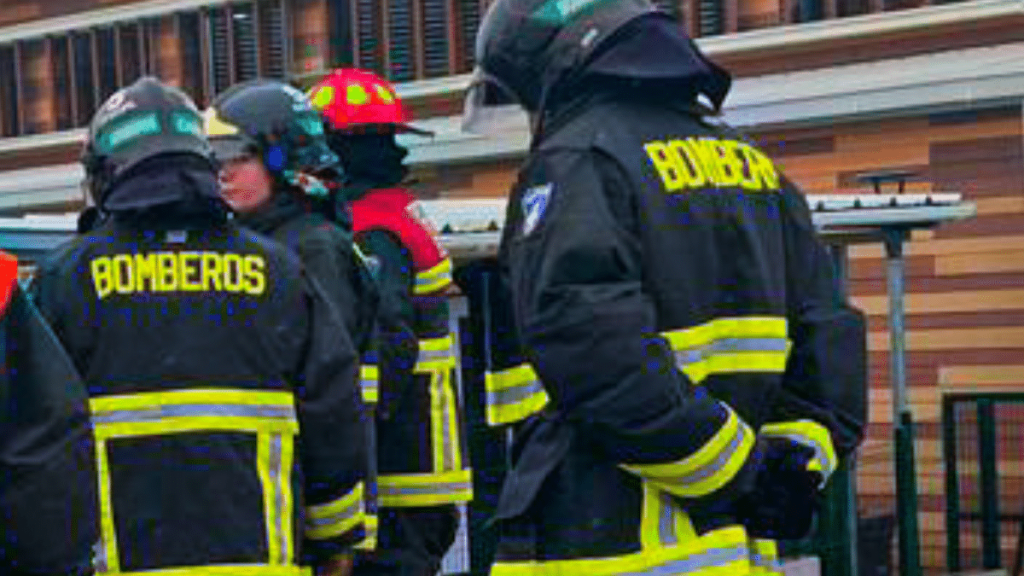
[309,68,431,135]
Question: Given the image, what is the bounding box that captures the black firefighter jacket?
[493,95,867,535]
[0,251,98,576]
[32,198,369,575]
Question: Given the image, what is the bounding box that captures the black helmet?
[463,0,731,132]
[465,0,658,117]
[81,76,213,208]
[204,79,340,196]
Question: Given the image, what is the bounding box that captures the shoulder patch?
[521,183,553,237]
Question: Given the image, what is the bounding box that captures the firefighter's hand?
[316,552,353,576]
[735,437,821,540]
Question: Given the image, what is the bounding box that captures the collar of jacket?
[236,190,308,236]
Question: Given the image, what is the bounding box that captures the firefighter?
[463,1,867,574]
[32,77,368,576]
[309,68,472,576]
[207,78,378,357]
[0,251,98,576]
[204,77,381,554]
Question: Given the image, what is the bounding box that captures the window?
[96,27,119,104]
[698,0,724,35]
[455,0,484,73]
[231,4,259,83]
[326,0,353,68]
[119,23,143,86]
[257,0,287,78]
[355,0,385,76]
[71,31,96,127]
[422,0,451,78]
[178,12,206,106]
[387,0,415,82]
[51,36,73,130]
[0,45,19,137]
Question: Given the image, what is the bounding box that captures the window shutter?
[208,7,231,96]
[455,0,482,73]
[258,0,286,78]
[422,0,450,78]
[387,0,414,82]
[355,0,385,76]
[232,3,258,83]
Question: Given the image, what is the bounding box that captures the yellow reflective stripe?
[749,539,782,576]
[90,388,299,570]
[100,565,312,575]
[622,406,754,499]
[360,364,379,404]
[418,336,463,472]
[661,316,791,384]
[92,417,296,440]
[485,364,550,426]
[760,419,838,485]
[414,258,453,295]
[94,439,120,574]
[354,513,379,551]
[490,526,751,576]
[306,482,366,540]
[378,469,473,507]
[90,388,296,412]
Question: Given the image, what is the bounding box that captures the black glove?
[735,436,822,540]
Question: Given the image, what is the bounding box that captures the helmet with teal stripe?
[81,76,214,208]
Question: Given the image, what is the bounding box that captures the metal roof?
[0,193,976,263]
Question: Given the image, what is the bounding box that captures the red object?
[309,69,431,135]
[349,187,449,288]
[0,251,17,313]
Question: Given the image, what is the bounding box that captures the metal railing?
[944,392,1024,576]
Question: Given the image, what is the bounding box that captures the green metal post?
[885,229,922,576]
[817,243,859,576]
[978,398,1001,569]
[943,397,961,573]
[817,458,858,576]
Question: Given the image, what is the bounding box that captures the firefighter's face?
[218,156,273,213]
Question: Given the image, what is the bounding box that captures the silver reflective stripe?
[91,404,296,424]
[268,434,288,565]
[378,480,473,498]
[485,377,544,409]
[673,337,790,367]
[93,539,108,573]
[751,552,782,569]
[651,420,751,488]
[657,492,677,547]
[440,379,456,471]
[419,342,454,363]
[622,545,749,576]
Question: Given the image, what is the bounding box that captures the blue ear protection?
[265,146,285,172]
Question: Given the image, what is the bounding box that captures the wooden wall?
[759,106,1024,574]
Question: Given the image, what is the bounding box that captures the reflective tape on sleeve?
[485,363,549,426]
[760,419,837,486]
[661,316,791,384]
[378,470,473,507]
[305,482,366,541]
[414,258,453,295]
[621,405,755,499]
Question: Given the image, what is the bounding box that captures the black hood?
[328,132,409,197]
[101,154,229,227]
[583,14,731,111]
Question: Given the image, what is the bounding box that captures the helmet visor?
[461,69,527,135]
[209,135,255,165]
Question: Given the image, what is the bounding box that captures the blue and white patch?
[521,183,553,237]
